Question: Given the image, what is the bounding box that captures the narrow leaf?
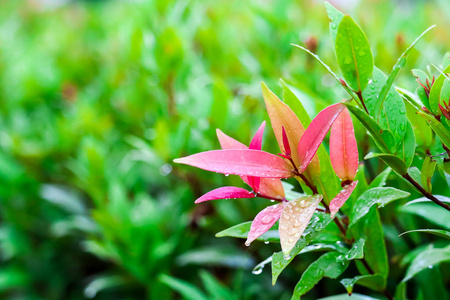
[298,103,345,173]
[246,202,287,246]
[281,126,291,156]
[394,120,415,168]
[249,121,266,150]
[174,149,294,178]
[216,129,247,150]
[399,229,450,240]
[429,64,450,114]
[364,152,407,175]
[279,195,323,256]
[330,108,359,181]
[195,187,255,204]
[216,222,280,243]
[325,1,344,44]
[329,181,358,218]
[335,16,373,92]
[421,155,436,193]
[403,245,450,282]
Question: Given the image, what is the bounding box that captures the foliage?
[0,0,449,299]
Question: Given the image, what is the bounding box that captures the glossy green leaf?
[290,252,349,300]
[394,120,415,168]
[412,69,430,83]
[402,244,450,282]
[337,237,365,262]
[335,16,373,92]
[216,221,280,243]
[368,167,391,189]
[325,1,344,44]
[375,26,435,121]
[362,67,407,141]
[404,98,432,148]
[399,229,450,240]
[344,103,396,153]
[271,212,333,284]
[349,187,410,228]
[402,199,450,230]
[417,111,450,149]
[421,155,436,193]
[340,274,385,295]
[318,294,379,300]
[429,65,450,114]
[364,152,407,175]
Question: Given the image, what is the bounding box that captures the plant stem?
[356,90,369,114]
[298,173,319,195]
[402,173,450,212]
[360,258,393,300]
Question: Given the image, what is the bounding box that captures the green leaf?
[199,270,234,300]
[271,212,333,285]
[281,80,311,126]
[404,98,432,148]
[364,152,407,175]
[417,111,450,149]
[349,187,410,228]
[421,155,436,193]
[429,65,450,114]
[402,198,450,230]
[159,274,208,300]
[362,67,407,141]
[402,244,450,282]
[337,237,365,262]
[290,252,349,300]
[399,229,450,240]
[335,16,373,92]
[344,103,396,153]
[368,167,391,189]
[325,1,344,44]
[340,274,385,295]
[375,26,435,121]
[394,120,415,168]
[216,222,280,243]
[176,246,254,268]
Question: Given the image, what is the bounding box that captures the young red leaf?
[195,186,255,203]
[261,82,321,179]
[245,202,287,246]
[174,149,294,178]
[330,108,359,181]
[297,103,345,173]
[329,181,358,217]
[281,126,291,156]
[216,129,285,199]
[247,121,266,192]
[279,195,323,256]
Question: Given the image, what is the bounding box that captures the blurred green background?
[0,0,449,299]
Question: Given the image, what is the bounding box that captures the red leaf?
[279,195,323,256]
[245,202,287,246]
[297,103,345,173]
[174,149,294,178]
[282,126,291,156]
[330,108,359,181]
[195,186,255,203]
[216,129,285,199]
[329,181,358,217]
[249,121,266,150]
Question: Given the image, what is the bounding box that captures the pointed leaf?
[195,187,255,204]
[330,108,359,181]
[329,181,358,217]
[335,16,373,92]
[298,103,345,173]
[216,221,280,243]
[403,245,450,282]
[281,127,291,156]
[344,103,396,153]
[399,229,450,240]
[365,152,407,175]
[291,252,349,300]
[340,275,385,295]
[429,64,450,114]
[249,121,266,150]
[349,187,410,228]
[325,1,344,44]
[246,202,287,246]
[394,120,415,168]
[216,129,285,199]
[279,195,323,256]
[174,149,294,178]
[421,155,436,193]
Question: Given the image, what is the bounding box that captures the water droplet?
[264,240,270,244]
[261,215,274,225]
[245,241,250,247]
[270,200,275,203]
[225,174,229,177]
[283,254,291,260]
[252,266,263,275]
[331,24,337,29]
[428,265,433,269]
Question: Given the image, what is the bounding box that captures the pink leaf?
[249,121,266,150]
[215,129,285,198]
[330,108,359,181]
[195,186,255,203]
[297,103,345,173]
[329,181,358,218]
[174,149,294,178]
[245,202,287,246]
[279,195,323,256]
